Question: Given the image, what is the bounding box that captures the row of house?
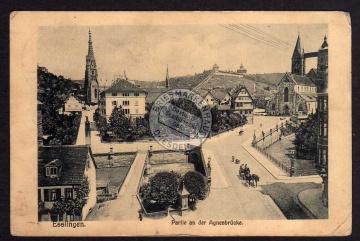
[203,85,255,117]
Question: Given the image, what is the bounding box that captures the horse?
[251,174,260,187]
[244,167,252,187]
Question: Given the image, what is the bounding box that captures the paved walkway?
[86,151,147,221]
[298,188,328,219]
[242,140,322,183]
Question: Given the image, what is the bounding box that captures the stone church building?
[268,35,328,116]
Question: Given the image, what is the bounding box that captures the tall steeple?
[165,64,170,89]
[84,29,99,104]
[87,29,94,58]
[291,33,304,76]
[124,70,127,80]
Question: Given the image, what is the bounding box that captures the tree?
[141,171,180,208]
[108,106,132,140]
[295,113,318,159]
[182,171,207,201]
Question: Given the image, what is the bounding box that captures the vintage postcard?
[10,12,351,236]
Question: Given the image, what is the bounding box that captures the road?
[176,116,287,220]
[83,114,318,220]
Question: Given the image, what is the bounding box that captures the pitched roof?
[104,79,147,93]
[290,74,316,87]
[203,91,221,102]
[292,35,303,58]
[38,146,94,187]
[298,93,318,102]
[320,35,328,50]
[64,93,83,103]
[229,85,253,100]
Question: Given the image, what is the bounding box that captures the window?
[135,100,138,106]
[65,188,73,200]
[324,123,328,137]
[123,101,130,106]
[134,93,139,96]
[94,89,98,98]
[38,189,41,202]
[124,109,130,114]
[323,97,328,110]
[122,93,130,96]
[44,189,61,202]
[322,150,327,165]
[112,101,117,106]
[284,87,289,102]
[136,109,139,114]
[46,167,57,176]
[319,123,323,136]
[112,93,117,96]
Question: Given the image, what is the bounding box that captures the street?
[80,115,322,221]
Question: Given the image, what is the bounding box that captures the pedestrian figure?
[139,211,143,221]
[260,124,262,127]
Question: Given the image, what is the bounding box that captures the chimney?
[85,116,91,146]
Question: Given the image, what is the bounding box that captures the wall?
[100,92,146,120]
[82,152,97,219]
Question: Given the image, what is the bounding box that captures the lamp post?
[108,147,113,167]
[145,145,153,175]
[289,149,296,177]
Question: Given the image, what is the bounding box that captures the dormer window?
[45,159,62,178]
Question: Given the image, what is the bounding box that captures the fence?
[252,121,296,174]
[253,144,290,173]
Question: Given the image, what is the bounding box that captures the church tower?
[165,64,170,89]
[291,34,305,76]
[317,35,328,80]
[84,29,99,104]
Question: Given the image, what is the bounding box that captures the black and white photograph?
[10,12,351,236]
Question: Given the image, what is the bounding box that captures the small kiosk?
[179,182,190,216]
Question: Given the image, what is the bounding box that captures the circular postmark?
[149,89,212,151]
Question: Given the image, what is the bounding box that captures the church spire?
[124,70,127,80]
[165,64,170,89]
[88,29,94,58]
[292,34,303,58]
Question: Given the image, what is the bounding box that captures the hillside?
[244,73,285,87]
[134,70,212,90]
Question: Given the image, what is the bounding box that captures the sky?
[38,24,327,82]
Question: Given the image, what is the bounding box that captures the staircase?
[295,168,319,176]
[192,72,213,91]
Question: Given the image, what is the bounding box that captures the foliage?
[50,176,90,216]
[108,106,132,140]
[210,106,247,133]
[294,113,318,159]
[254,97,268,109]
[94,108,109,137]
[170,98,202,118]
[38,67,81,145]
[141,171,180,208]
[182,171,207,201]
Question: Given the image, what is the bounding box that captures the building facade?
[60,93,84,115]
[99,79,148,120]
[269,73,317,115]
[84,30,99,105]
[38,146,97,221]
[203,91,220,107]
[231,85,254,116]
